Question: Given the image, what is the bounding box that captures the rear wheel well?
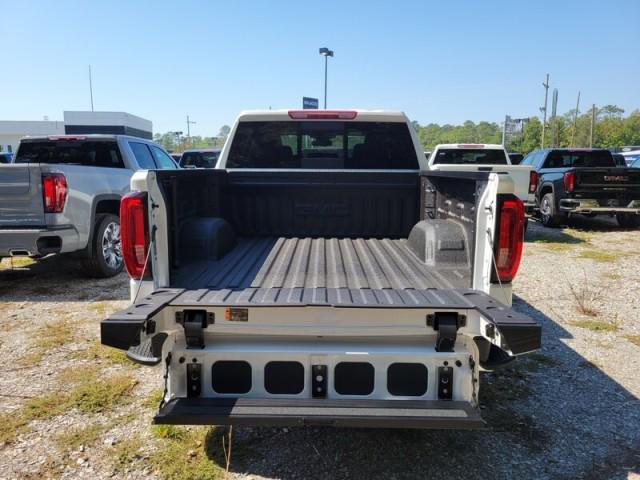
[539,185,553,199]
[95,199,120,219]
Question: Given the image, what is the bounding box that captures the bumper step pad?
[154,398,485,429]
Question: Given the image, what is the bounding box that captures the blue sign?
[303,97,319,109]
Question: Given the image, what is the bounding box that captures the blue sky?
[1,0,638,136]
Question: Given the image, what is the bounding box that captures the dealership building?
[0,111,152,153]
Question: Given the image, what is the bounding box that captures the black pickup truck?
[522,148,640,227]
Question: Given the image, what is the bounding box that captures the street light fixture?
[319,47,334,109]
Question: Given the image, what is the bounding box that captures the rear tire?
[82,214,123,278]
[616,213,640,228]
[539,193,567,228]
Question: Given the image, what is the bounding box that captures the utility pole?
[540,74,549,149]
[186,115,196,137]
[502,115,509,147]
[589,104,596,148]
[88,65,94,112]
[570,91,580,147]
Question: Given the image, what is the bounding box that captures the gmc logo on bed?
[295,202,349,217]
[603,175,629,182]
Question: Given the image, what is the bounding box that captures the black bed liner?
[154,398,485,429]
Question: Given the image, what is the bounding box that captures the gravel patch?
[0,217,638,479]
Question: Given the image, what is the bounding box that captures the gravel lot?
[0,217,639,480]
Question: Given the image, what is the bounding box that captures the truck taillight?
[120,192,150,279]
[42,173,68,213]
[493,197,524,283]
[528,170,539,194]
[563,172,575,193]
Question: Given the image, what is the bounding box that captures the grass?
[80,340,134,366]
[601,272,622,281]
[625,335,640,347]
[0,369,136,444]
[568,274,602,317]
[142,389,164,410]
[69,373,137,413]
[577,250,622,263]
[16,349,45,367]
[54,424,106,451]
[34,317,75,349]
[88,301,110,317]
[570,320,619,333]
[111,437,145,473]
[148,427,226,480]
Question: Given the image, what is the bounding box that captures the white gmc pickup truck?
[427,144,537,218]
[101,110,541,429]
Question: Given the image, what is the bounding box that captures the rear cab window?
[14,140,124,168]
[542,150,615,168]
[432,148,508,165]
[181,151,219,168]
[226,121,419,169]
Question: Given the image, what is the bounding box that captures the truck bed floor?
[170,237,473,308]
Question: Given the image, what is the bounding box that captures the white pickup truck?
[100,110,540,429]
[427,144,537,218]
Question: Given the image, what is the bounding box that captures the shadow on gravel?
[0,254,128,302]
[526,214,636,242]
[214,295,639,480]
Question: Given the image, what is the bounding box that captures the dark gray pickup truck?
[0,135,178,276]
[522,148,640,227]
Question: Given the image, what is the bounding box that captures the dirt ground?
[0,216,639,480]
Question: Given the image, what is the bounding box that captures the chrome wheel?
[540,196,551,224]
[101,221,122,269]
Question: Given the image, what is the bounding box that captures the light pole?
[319,47,334,109]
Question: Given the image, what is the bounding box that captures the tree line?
[415,105,640,154]
[154,105,640,155]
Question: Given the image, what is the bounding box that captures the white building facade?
[0,111,152,153]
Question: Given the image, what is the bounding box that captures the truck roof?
[19,134,153,143]
[235,109,409,123]
[434,143,506,150]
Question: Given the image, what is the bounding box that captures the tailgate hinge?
[426,312,466,352]
[176,310,214,349]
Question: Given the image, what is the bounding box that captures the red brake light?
[42,173,68,213]
[288,110,358,120]
[563,172,575,193]
[529,170,539,194]
[120,192,150,279]
[493,197,524,283]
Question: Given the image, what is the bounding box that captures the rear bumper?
[154,397,485,429]
[0,226,79,257]
[559,198,640,214]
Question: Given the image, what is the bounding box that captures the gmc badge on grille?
[604,176,629,182]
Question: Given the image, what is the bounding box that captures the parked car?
[0,135,178,276]
[522,148,640,228]
[101,109,540,430]
[509,152,524,165]
[621,150,640,166]
[180,148,221,168]
[0,152,13,163]
[427,144,536,215]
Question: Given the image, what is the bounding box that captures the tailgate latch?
[426,312,466,352]
[176,310,214,349]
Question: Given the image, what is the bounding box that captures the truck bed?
[171,236,465,308]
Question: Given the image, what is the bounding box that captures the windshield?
[432,148,508,165]
[226,121,419,169]
[181,151,220,168]
[14,141,124,168]
[544,150,615,168]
